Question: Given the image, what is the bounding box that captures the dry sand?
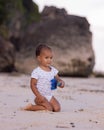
[0,73,104,130]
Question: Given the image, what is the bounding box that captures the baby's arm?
[30,78,45,102]
[55,75,65,88]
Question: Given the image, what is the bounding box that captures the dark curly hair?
[35,44,52,57]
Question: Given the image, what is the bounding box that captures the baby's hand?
[57,80,65,88]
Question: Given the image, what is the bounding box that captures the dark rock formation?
[0,0,40,72]
[0,36,15,72]
[0,3,95,76]
[18,6,95,76]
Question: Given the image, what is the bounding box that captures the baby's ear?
[37,56,41,61]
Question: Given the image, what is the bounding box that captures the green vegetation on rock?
[0,0,40,36]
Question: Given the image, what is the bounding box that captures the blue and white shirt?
[31,66,58,97]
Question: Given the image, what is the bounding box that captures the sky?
[33,0,104,72]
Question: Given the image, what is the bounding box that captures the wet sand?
[0,73,104,130]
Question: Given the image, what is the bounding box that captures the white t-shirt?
[31,66,58,97]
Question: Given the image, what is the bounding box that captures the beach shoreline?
[0,73,104,130]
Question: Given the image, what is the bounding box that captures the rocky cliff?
[0,1,95,76]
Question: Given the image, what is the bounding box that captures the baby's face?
[38,49,53,67]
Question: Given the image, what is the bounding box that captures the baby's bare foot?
[20,103,32,111]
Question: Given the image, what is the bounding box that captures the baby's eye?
[45,56,53,59]
[45,57,48,59]
[50,57,53,59]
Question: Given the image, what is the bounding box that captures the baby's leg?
[50,96,61,112]
[21,103,46,111]
[35,97,53,111]
[21,97,53,111]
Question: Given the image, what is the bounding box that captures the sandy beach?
[0,73,104,130]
